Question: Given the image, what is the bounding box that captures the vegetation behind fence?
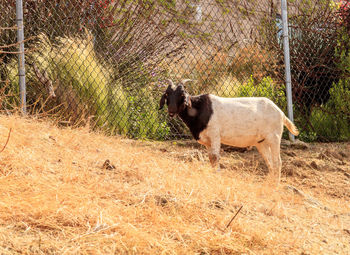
[1,0,349,141]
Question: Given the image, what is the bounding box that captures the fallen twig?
[0,128,12,153]
[226,205,243,229]
[32,62,56,98]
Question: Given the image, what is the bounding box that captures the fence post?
[16,0,26,115]
[281,0,295,141]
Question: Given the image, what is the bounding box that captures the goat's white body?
[199,96,284,147]
[197,95,299,184]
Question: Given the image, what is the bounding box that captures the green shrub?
[123,85,170,140]
[295,1,350,142]
[301,79,350,142]
[1,60,20,109]
[6,34,131,134]
[5,33,173,139]
[217,75,286,110]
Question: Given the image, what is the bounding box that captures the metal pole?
[16,0,26,115]
[281,0,294,141]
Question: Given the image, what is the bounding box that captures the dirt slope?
[0,115,349,254]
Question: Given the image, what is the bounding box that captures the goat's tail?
[283,115,299,136]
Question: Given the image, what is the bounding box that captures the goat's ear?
[159,93,167,110]
[185,94,192,109]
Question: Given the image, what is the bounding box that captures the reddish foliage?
[339,0,350,30]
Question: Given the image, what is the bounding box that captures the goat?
[159,79,299,184]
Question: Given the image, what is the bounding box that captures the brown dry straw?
[0,114,349,254]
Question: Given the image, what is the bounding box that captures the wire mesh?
[284,0,350,142]
[0,0,349,141]
[0,1,19,109]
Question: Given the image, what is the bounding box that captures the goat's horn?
[181,79,192,86]
[166,79,175,88]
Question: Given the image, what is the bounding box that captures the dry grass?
[0,114,349,254]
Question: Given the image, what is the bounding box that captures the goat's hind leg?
[256,142,273,173]
[256,135,281,185]
[267,134,282,184]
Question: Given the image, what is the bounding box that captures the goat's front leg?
[208,138,221,171]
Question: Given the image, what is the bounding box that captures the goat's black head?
[159,79,192,118]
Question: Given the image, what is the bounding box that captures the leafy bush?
[125,86,170,140]
[7,34,123,122]
[237,76,286,108]
[299,79,350,142]
[217,75,286,110]
[295,1,349,142]
[5,33,173,139]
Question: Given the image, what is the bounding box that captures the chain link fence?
[284,0,349,142]
[1,0,349,141]
[0,1,19,111]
